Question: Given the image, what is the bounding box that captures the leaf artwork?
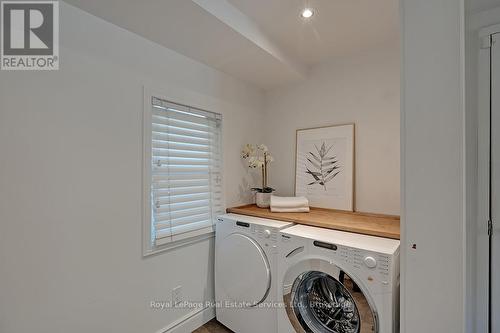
[305,142,341,191]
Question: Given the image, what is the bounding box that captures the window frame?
[142,88,223,256]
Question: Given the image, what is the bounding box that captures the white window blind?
[149,97,223,247]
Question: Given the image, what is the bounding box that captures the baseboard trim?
[156,306,215,333]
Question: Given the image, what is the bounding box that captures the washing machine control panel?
[318,243,395,292]
[336,245,391,270]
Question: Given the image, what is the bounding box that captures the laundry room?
[0,0,483,333]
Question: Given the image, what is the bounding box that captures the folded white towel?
[270,195,309,209]
[270,206,310,213]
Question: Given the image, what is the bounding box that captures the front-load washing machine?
[277,225,400,333]
[215,213,294,333]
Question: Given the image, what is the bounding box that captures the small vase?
[255,192,272,208]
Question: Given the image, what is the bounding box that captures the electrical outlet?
[172,286,183,306]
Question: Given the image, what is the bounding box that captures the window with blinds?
[145,97,223,250]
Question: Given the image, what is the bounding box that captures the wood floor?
[192,319,233,333]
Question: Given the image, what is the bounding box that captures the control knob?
[364,256,377,268]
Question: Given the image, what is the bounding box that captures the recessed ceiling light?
[301,8,314,19]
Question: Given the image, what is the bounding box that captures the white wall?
[0,3,264,333]
[401,0,466,332]
[263,42,400,215]
[465,8,481,332]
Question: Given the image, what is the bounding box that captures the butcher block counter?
[226,204,400,240]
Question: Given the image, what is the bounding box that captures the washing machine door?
[216,233,271,307]
[283,259,378,333]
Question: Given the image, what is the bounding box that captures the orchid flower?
[241,143,274,193]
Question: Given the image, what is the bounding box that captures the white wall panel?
[401,0,466,332]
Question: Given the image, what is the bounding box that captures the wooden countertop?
[226,204,400,240]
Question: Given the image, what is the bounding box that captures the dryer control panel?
[222,217,284,254]
[251,224,279,242]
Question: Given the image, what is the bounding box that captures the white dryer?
[277,225,400,333]
[215,213,294,333]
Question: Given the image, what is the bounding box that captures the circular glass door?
[286,270,377,333]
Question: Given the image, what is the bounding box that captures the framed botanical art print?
[295,124,354,211]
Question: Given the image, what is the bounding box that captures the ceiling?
[227,0,399,66]
[63,0,399,90]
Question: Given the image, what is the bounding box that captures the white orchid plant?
[241,144,275,193]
